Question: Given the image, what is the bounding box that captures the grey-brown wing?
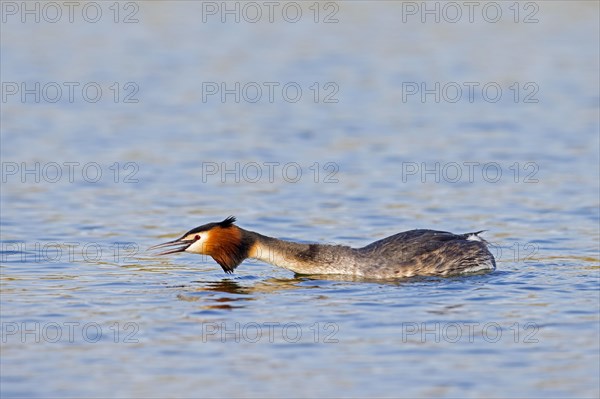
[357,229,495,275]
[358,229,464,261]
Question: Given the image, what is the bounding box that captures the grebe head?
[149,216,250,273]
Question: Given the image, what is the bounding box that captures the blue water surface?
[1,2,599,398]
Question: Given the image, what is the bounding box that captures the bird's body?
[150,217,496,279]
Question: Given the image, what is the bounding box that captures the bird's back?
[357,229,495,278]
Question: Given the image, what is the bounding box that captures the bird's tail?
[464,230,489,243]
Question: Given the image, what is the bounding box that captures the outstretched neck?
[243,229,360,275]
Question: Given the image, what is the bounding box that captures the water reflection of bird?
[150,217,495,279]
[176,279,309,309]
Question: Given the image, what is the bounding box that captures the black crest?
[219,216,236,228]
[184,216,237,236]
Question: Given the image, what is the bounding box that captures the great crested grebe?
[149,217,496,278]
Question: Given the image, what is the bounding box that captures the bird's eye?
[194,235,200,241]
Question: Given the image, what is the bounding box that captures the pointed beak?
[148,238,193,255]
